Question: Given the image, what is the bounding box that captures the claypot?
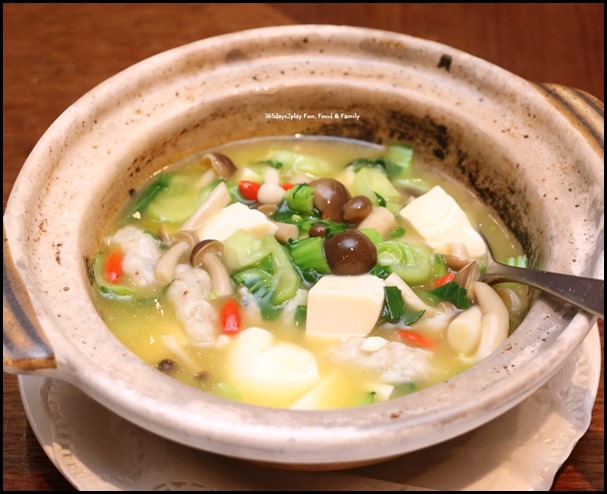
[3,25,603,469]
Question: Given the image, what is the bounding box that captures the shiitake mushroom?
[324,230,377,275]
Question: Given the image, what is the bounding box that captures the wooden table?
[3,4,604,491]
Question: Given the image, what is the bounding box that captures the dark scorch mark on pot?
[437,54,452,72]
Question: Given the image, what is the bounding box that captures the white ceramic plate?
[19,324,600,491]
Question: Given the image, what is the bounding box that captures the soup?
[91,136,529,409]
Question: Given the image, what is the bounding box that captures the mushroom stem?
[271,220,299,243]
[357,206,397,239]
[195,168,217,189]
[154,231,199,283]
[465,281,510,362]
[445,242,471,265]
[201,252,232,297]
[446,305,483,354]
[453,260,481,295]
[263,166,281,184]
[181,181,231,231]
[155,241,190,283]
[190,239,233,297]
[202,152,237,178]
[443,252,471,271]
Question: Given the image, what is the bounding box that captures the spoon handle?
[482,263,604,318]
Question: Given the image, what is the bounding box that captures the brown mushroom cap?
[256,204,278,217]
[189,239,233,297]
[173,230,199,247]
[324,230,377,275]
[202,152,237,178]
[310,178,350,222]
[190,239,223,267]
[453,260,481,293]
[342,195,373,225]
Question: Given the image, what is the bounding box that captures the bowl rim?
[3,24,603,465]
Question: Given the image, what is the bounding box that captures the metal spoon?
[479,239,604,318]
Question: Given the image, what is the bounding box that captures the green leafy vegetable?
[383,143,413,181]
[376,241,432,285]
[359,228,383,246]
[380,286,425,325]
[127,172,174,217]
[263,235,300,305]
[391,381,416,398]
[254,159,283,169]
[389,226,406,239]
[294,305,307,328]
[232,235,302,319]
[428,281,472,309]
[432,253,448,278]
[273,199,346,236]
[232,268,283,320]
[223,229,271,272]
[352,166,401,206]
[92,253,134,300]
[147,174,218,223]
[285,183,315,214]
[264,150,332,178]
[381,286,406,323]
[289,236,331,284]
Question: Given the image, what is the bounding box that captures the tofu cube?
[306,274,385,339]
[399,185,486,258]
[195,202,278,241]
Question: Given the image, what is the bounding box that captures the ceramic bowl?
[3,25,603,469]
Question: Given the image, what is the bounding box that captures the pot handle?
[3,228,56,373]
[534,83,604,152]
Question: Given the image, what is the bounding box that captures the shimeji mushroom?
[154,181,232,284]
[447,281,509,362]
[271,220,299,243]
[193,153,238,190]
[190,239,232,297]
[443,242,473,267]
[453,260,481,297]
[180,181,232,231]
[255,204,298,243]
[202,152,237,179]
[180,152,237,232]
[155,230,199,283]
